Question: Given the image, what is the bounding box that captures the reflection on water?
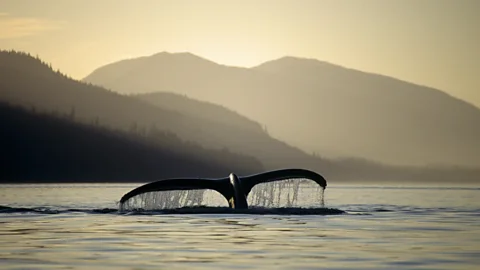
[0,184,479,269]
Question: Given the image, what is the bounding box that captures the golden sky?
[1,0,479,107]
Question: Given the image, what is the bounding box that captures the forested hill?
[0,102,263,182]
[0,50,319,171]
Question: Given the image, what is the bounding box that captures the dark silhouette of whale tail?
[119,168,327,209]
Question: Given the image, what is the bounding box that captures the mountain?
[2,50,479,183]
[84,52,480,167]
[0,102,265,182]
[0,50,320,175]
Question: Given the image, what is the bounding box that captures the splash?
[247,179,325,208]
[121,189,199,211]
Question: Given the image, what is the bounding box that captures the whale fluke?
[119,168,327,210]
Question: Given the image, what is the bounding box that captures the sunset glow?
[1,0,479,107]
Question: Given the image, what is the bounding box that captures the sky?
[1,0,479,107]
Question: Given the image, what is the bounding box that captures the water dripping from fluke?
[119,168,341,215]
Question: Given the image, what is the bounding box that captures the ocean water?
[0,183,479,269]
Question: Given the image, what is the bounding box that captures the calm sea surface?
[0,183,479,269]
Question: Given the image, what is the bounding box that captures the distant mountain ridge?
[84,52,480,167]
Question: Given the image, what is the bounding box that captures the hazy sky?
[1,0,479,107]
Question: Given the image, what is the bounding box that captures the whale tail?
[119,168,327,210]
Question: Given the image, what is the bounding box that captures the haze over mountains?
[0,51,266,181]
[84,52,480,168]
[2,50,479,184]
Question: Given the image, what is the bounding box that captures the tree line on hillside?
[1,101,478,184]
[0,102,263,183]
[0,50,292,170]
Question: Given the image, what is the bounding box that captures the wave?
[342,204,480,216]
[0,205,117,214]
[4,204,477,216]
[0,205,345,215]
